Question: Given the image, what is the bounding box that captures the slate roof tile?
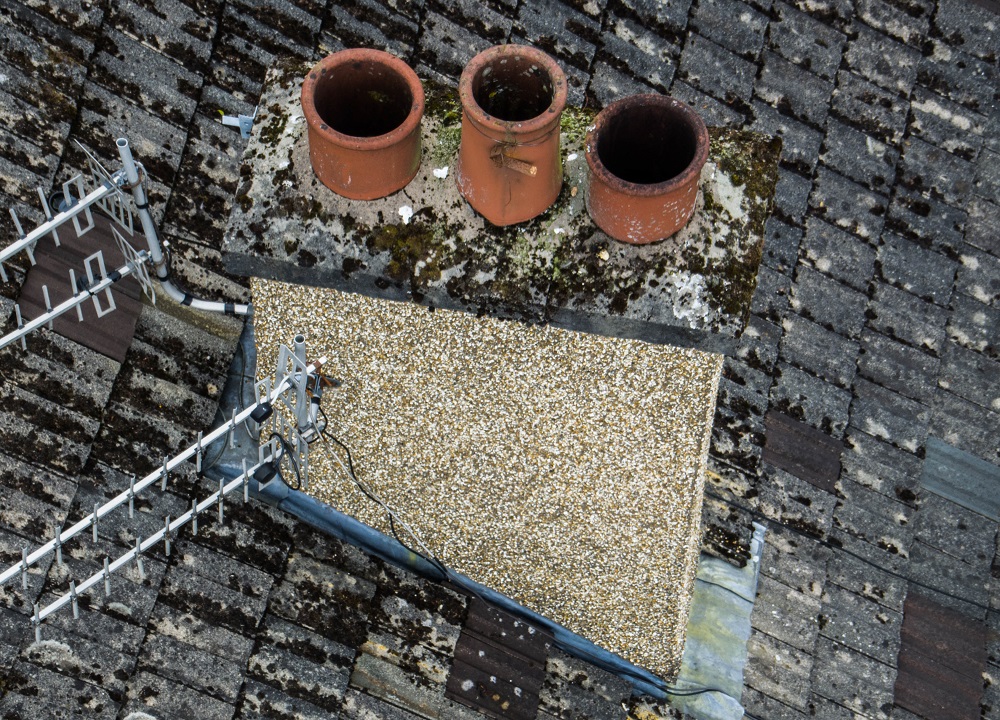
[0,661,118,719]
[107,0,217,70]
[417,11,495,84]
[917,42,999,116]
[876,232,957,306]
[758,527,832,598]
[908,86,988,163]
[766,1,846,81]
[810,636,896,719]
[867,281,949,355]
[928,389,1000,464]
[938,340,1000,412]
[809,167,887,242]
[947,291,1000,358]
[741,686,812,720]
[749,101,823,175]
[121,669,235,720]
[790,266,868,339]
[825,542,908,611]
[857,329,940,404]
[248,640,351,710]
[678,33,757,107]
[820,118,899,194]
[148,602,255,665]
[907,540,991,618]
[843,23,921,97]
[754,51,834,127]
[238,677,336,720]
[769,167,813,225]
[855,0,932,45]
[666,79,747,128]
[750,573,822,652]
[912,493,996,568]
[818,582,903,665]
[586,59,658,109]
[831,478,915,558]
[690,0,768,59]
[798,217,877,292]
[323,0,420,59]
[930,0,1000,64]
[743,630,814,711]
[964,196,1000,259]
[830,70,909,146]
[610,0,693,34]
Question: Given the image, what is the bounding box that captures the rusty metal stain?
[761,409,843,491]
[445,599,551,719]
[19,212,144,363]
[894,591,986,720]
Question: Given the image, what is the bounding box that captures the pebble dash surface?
[252,277,722,679]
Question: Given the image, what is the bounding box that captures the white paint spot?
[566,153,578,162]
[815,258,832,273]
[961,254,980,270]
[433,166,449,179]
[553,227,566,235]
[991,398,1000,411]
[912,96,972,131]
[398,205,414,224]
[461,679,475,692]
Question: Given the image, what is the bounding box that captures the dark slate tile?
[323,1,418,59]
[931,0,1000,64]
[810,636,896,720]
[238,678,334,720]
[689,0,768,58]
[514,0,601,71]
[248,642,350,711]
[912,493,996,569]
[677,32,756,106]
[857,329,940,404]
[417,11,494,83]
[711,376,767,473]
[938,341,1000,413]
[743,630,814,711]
[908,87,988,163]
[948,292,1000,359]
[597,14,681,91]
[668,79,749,127]
[928,391,1000,465]
[586,60,659,111]
[766,1,845,81]
[830,70,909,146]
[820,119,899,194]
[849,377,930,454]
[756,463,838,537]
[866,282,948,356]
[541,648,631,719]
[160,564,267,634]
[876,233,957,305]
[843,23,921,96]
[956,245,1000,310]
[907,540,990,618]
[0,661,118,719]
[139,631,245,702]
[427,0,511,46]
[754,51,834,127]
[965,196,1000,259]
[770,362,852,438]
[975,149,1000,206]
[758,525,832,597]
[770,167,813,225]
[832,477,915,559]
[789,266,868,339]
[723,354,775,408]
[749,101,823,175]
[917,42,1000,116]
[827,547,908,612]
[24,622,136,698]
[779,314,859,388]
[785,0,853,23]
[751,574,822,653]
[107,0,216,71]
[762,217,803,275]
[0,0,97,68]
[229,0,322,49]
[121,670,235,720]
[610,0,693,34]
[855,0,931,45]
[38,593,145,656]
[809,167,887,243]
[841,429,922,504]
[798,217,876,292]
[341,686,425,720]
[885,186,967,259]
[818,582,903,665]
[742,687,812,720]
[751,265,793,325]
[148,603,254,667]
[899,136,977,207]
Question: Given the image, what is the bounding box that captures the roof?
[0,0,998,718]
